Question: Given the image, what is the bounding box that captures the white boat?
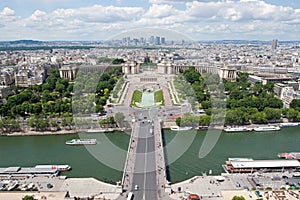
[86,129,114,133]
[65,139,97,145]
[253,125,280,132]
[35,165,71,171]
[224,127,253,132]
[279,122,299,127]
[170,126,193,131]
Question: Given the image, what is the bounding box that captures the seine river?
[1,127,300,184]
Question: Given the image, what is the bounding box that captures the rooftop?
[229,160,300,169]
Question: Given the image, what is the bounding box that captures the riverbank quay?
[1,120,295,137]
[2,130,77,137]
[0,177,119,199]
[168,172,300,200]
[1,127,131,137]
[0,192,66,200]
[221,190,299,200]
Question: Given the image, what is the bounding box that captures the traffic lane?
[131,142,146,199]
[131,121,150,199]
[145,171,158,200]
[145,133,157,200]
[132,173,144,200]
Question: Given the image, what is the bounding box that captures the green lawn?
[154,90,164,104]
[131,90,142,104]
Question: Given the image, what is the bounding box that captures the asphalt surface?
[131,118,158,200]
[116,108,175,200]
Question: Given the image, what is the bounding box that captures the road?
[131,114,158,200]
[116,108,176,200]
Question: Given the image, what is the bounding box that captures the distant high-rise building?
[133,39,138,46]
[140,37,145,44]
[149,36,155,44]
[155,36,160,45]
[161,37,166,44]
[272,39,278,50]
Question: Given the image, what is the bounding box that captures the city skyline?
[0,0,300,41]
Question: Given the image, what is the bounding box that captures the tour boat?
[279,122,299,127]
[86,128,114,133]
[35,165,71,171]
[253,125,280,132]
[224,127,253,132]
[65,139,97,145]
[170,126,193,131]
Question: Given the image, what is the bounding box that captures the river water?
[0,127,300,184]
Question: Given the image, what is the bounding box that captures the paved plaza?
[122,73,174,107]
[0,177,119,200]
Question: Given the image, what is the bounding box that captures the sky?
[0,0,300,41]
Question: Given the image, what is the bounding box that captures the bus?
[127,192,134,200]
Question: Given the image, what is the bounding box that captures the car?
[134,184,138,191]
[282,175,289,179]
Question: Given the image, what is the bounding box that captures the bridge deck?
[121,118,170,199]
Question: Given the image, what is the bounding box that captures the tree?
[22,196,34,200]
[61,116,73,130]
[199,115,211,126]
[114,112,125,128]
[229,89,243,100]
[95,105,104,113]
[290,99,300,110]
[287,108,298,121]
[41,90,54,103]
[180,113,198,126]
[0,117,21,134]
[263,107,282,122]
[265,97,283,109]
[237,72,249,83]
[252,83,263,96]
[100,73,110,82]
[264,82,275,93]
[225,108,248,125]
[183,67,200,84]
[99,117,116,128]
[55,82,65,93]
[104,88,110,96]
[201,100,211,109]
[175,118,181,126]
[251,112,267,124]
[112,58,125,64]
[51,120,59,131]
[232,196,245,200]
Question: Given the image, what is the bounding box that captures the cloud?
[0,1,300,40]
[0,7,15,16]
[22,4,145,33]
[50,5,144,23]
[144,4,176,18]
[0,7,18,23]
[185,0,299,22]
[148,0,221,3]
